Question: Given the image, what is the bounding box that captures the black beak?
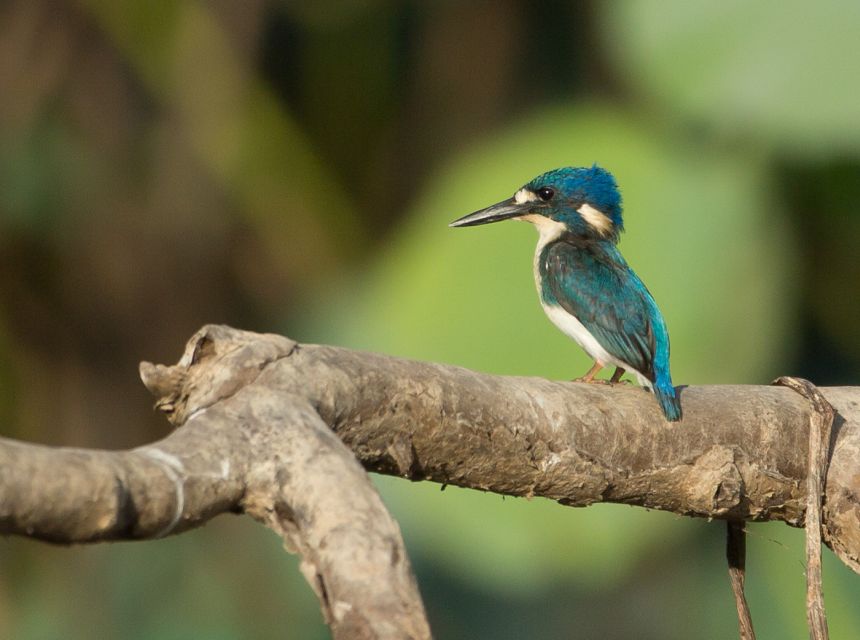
[448,198,531,228]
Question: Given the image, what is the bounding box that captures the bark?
[2,324,860,638]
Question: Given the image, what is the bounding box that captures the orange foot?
[573,362,607,384]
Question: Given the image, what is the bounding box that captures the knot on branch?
[139,324,297,425]
[692,445,744,515]
[139,361,187,416]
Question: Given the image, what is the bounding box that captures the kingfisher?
[449,165,682,421]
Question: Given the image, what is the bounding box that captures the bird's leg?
[575,361,604,384]
[610,367,631,385]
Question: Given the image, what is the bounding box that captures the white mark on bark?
[136,447,186,537]
[333,600,354,622]
[539,452,562,471]
[187,407,208,421]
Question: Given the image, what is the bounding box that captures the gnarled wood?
[3,324,860,639]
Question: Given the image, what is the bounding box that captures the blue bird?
[449,165,682,421]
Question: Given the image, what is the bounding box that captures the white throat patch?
[576,203,613,236]
[516,214,566,247]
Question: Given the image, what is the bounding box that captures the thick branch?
[1,330,431,639]
[2,324,860,637]
[142,325,858,574]
[0,418,248,542]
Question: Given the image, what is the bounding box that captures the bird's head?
[449,165,623,242]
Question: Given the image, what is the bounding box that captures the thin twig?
[773,377,834,640]
[726,520,756,639]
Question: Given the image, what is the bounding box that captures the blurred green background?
[1,1,859,638]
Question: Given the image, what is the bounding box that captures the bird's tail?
[654,382,682,422]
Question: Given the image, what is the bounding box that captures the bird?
[449,165,682,421]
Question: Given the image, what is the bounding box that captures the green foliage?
[602,0,860,154]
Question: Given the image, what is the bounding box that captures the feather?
[539,238,682,421]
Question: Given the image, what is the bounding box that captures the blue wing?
[541,240,669,383]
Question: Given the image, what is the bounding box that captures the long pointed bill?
[448,198,531,228]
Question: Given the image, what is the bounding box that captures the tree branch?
[726,520,755,639]
[1,329,431,639]
[773,376,835,640]
[2,324,860,638]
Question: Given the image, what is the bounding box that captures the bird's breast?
[540,302,614,364]
[532,242,606,360]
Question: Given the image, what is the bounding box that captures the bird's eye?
[537,187,554,201]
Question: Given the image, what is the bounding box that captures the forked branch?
[2,325,859,639]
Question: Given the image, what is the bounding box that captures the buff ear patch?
[577,203,613,236]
